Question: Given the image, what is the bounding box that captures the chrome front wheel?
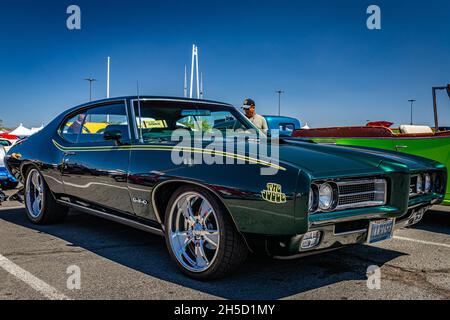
[168,192,220,273]
[164,185,249,280]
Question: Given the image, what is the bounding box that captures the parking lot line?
[0,206,24,211]
[0,254,70,300]
[393,236,450,249]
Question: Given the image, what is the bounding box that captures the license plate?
[367,219,395,244]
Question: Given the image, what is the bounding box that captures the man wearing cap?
[242,98,268,132]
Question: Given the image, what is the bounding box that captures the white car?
[0,138,13,153]
[0,145,4,167]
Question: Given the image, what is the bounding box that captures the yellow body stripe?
[52,140,286,171]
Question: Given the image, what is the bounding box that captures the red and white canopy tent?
[9,124,33,138]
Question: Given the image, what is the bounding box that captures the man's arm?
[261,116,269,132]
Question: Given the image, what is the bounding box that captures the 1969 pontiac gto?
[4,97,447,280]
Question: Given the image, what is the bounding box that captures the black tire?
[164,185,249,280]
[24,166,68,224]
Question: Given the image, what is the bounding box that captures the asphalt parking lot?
[1,189,450,300]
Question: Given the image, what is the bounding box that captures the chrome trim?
[337,191,384,197]
[310,212,389,227]
[335,178,387,211]
[311,178,387,213]
[123,99,132,140]
[335,179,383,186]
[129,99,140,140]
[130,98,232,107]
[57,200,164,236]
[394,205,431,229]
[409,173,435,198]
[57,99,129,144]
[128,98,260,137]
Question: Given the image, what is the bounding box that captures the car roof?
[74,96,234,109]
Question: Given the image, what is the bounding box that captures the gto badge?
[132,197,149,206]
[261,183,287,204]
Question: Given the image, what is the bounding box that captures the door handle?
[395,145,408,151]
[64,151,76,156]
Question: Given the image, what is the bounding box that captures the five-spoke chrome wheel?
[168,192,220,273]
[25,169,45,218]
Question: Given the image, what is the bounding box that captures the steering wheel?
[81,125,91,134]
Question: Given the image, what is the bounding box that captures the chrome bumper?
[275,204,432,259]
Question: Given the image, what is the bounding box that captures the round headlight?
[424,174,432,193]
[319,183,335,211]
[416,175,424,193]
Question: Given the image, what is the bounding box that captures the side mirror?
[103,129,122,143]
[447,84,450,98]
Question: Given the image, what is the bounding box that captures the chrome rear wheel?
[24,166,68,225]
[25,169,44,218]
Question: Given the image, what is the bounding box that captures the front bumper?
[274,203,433,259]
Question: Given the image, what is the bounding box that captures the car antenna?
[137,81,143,143]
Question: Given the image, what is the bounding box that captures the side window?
[60,112,87,143]
[78,103,129,143]
[60,103,129,144]
[0,140,11,147]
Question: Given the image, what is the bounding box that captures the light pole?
[408,99,416,125]
[432,84,450,131]
[84,78,97,101]
[276,90,284,116]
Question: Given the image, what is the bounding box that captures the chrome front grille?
[336,179,387,210]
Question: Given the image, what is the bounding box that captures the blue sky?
[0,0,450,128]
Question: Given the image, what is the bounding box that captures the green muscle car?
[4,97,447,280]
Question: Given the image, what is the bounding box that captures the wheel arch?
[20,161,36,182]
[20,162,59,201]
[151,179,252,251]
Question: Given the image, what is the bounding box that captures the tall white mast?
[196,47,200,99]
[107,57,110,98]
[184,65,188,98]
[190,45,195,98]
[189,44,202,99]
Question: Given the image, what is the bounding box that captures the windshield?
[133,101,258,143]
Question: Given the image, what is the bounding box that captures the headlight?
[416,175,424,193]
[424,174,432,193]
[319,183,335,211]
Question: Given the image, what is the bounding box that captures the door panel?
[61,147,133,213]
[60,102,134,214]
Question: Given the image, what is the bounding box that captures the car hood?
[275,139,438,177]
